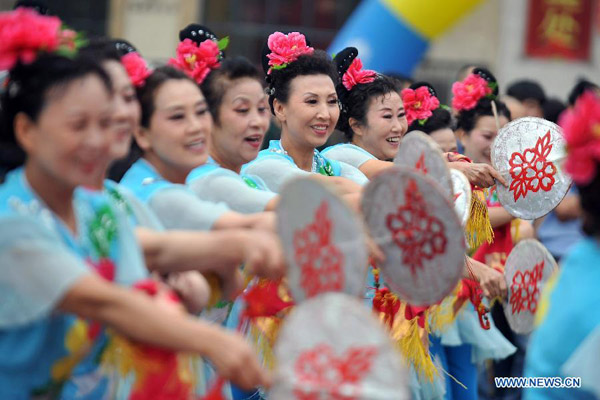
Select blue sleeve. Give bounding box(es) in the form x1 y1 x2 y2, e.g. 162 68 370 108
0 216 90 328
243 156 311 193
148 186 231 231
188 169 276 213
322 144 375 169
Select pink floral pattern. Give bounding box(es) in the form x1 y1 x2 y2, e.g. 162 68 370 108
386 179 447 275
510 261 544 314
401 86 440 125
266 31 314 74
560 91 600 185
293 344 377 400
168 38 220 84
342 58 376 91
508 131 557 201
451 73 493 112
121 52 152 87
293 201 345 298
0 8 63 70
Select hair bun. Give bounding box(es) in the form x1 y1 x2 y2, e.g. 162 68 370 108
179 23 219 44
473 67 499 96
113 39 137 57
333 47 358 82
13 0 49 15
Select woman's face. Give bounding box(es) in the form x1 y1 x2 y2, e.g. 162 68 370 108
352 91 407 160
18 75 114 189
461 115 509 165
429 127 457 153
212 77 270 168
103 60 141 161
137 79 212 180
275 74 339 149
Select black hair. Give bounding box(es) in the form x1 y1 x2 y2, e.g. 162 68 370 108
332 46 399 141
568 79 599 107
578 163 600 237
455 68 510 132
506 79 546 105
262 39 338 115
78 37 122 65
385 72 414 89
542 98 566 124
13 0 49 14
201 56 263 123
407 107 453 135
336 76 399 141
0 54 112 172
456 97 511 133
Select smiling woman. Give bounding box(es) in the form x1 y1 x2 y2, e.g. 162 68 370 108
242 32 368 195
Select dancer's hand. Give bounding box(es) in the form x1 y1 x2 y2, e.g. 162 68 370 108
450 162 507 188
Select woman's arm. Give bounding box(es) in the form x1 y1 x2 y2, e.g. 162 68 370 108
488 206 515 229
136 227 285 281
464 256 507 300
58 274 270 390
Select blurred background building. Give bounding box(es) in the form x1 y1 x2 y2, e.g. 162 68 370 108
1 0 598 102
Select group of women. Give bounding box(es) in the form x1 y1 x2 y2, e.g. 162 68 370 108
1 5 600 400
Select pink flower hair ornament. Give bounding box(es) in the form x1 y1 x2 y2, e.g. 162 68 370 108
560 91 600 185
266 31 314 74
342 57 377 91
121 51 152 87
401 86 441 126
168 38 222 85
451 72 497 112
0 8 80 70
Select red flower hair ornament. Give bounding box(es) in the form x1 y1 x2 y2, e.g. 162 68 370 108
342 57 376 91
121 51 152 87
560 91 600 185
0 8 79 70
401 86 441 125
168 38 223 85
266 31 314 74
451 73 495 112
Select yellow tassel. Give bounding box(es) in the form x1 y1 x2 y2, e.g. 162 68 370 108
465 190 494 249
248 317 282 371
428 296 459 334
395 316 438 382
204 273 223 308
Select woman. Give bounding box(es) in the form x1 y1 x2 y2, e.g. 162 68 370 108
242 32 368 195
0 12 268 397
332 52 510 398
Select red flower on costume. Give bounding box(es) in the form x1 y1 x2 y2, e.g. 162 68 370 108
266 31 314 74
560 91 600 185
293 344 377 400
169 38 220 84
342 57 376 91
293 201 345 298
386 179 447 276
510 261 545 314
508 131 557 201
401 86 440 125
121 51 152 87
451 73 493 112
0 8 63 70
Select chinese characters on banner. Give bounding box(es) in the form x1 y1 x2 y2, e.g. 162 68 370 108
525 0 594 61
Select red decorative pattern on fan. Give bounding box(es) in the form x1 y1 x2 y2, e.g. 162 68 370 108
293 344 377 400
293 201 345 298
510 261 545 314
508 131 557 201
385 179 447 275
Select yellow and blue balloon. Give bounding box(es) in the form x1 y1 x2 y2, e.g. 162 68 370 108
329 0 484 75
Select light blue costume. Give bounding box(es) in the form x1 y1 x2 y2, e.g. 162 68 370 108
242 140 369 192
0 168 147 399
524 238 600 400
187 157 276 214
